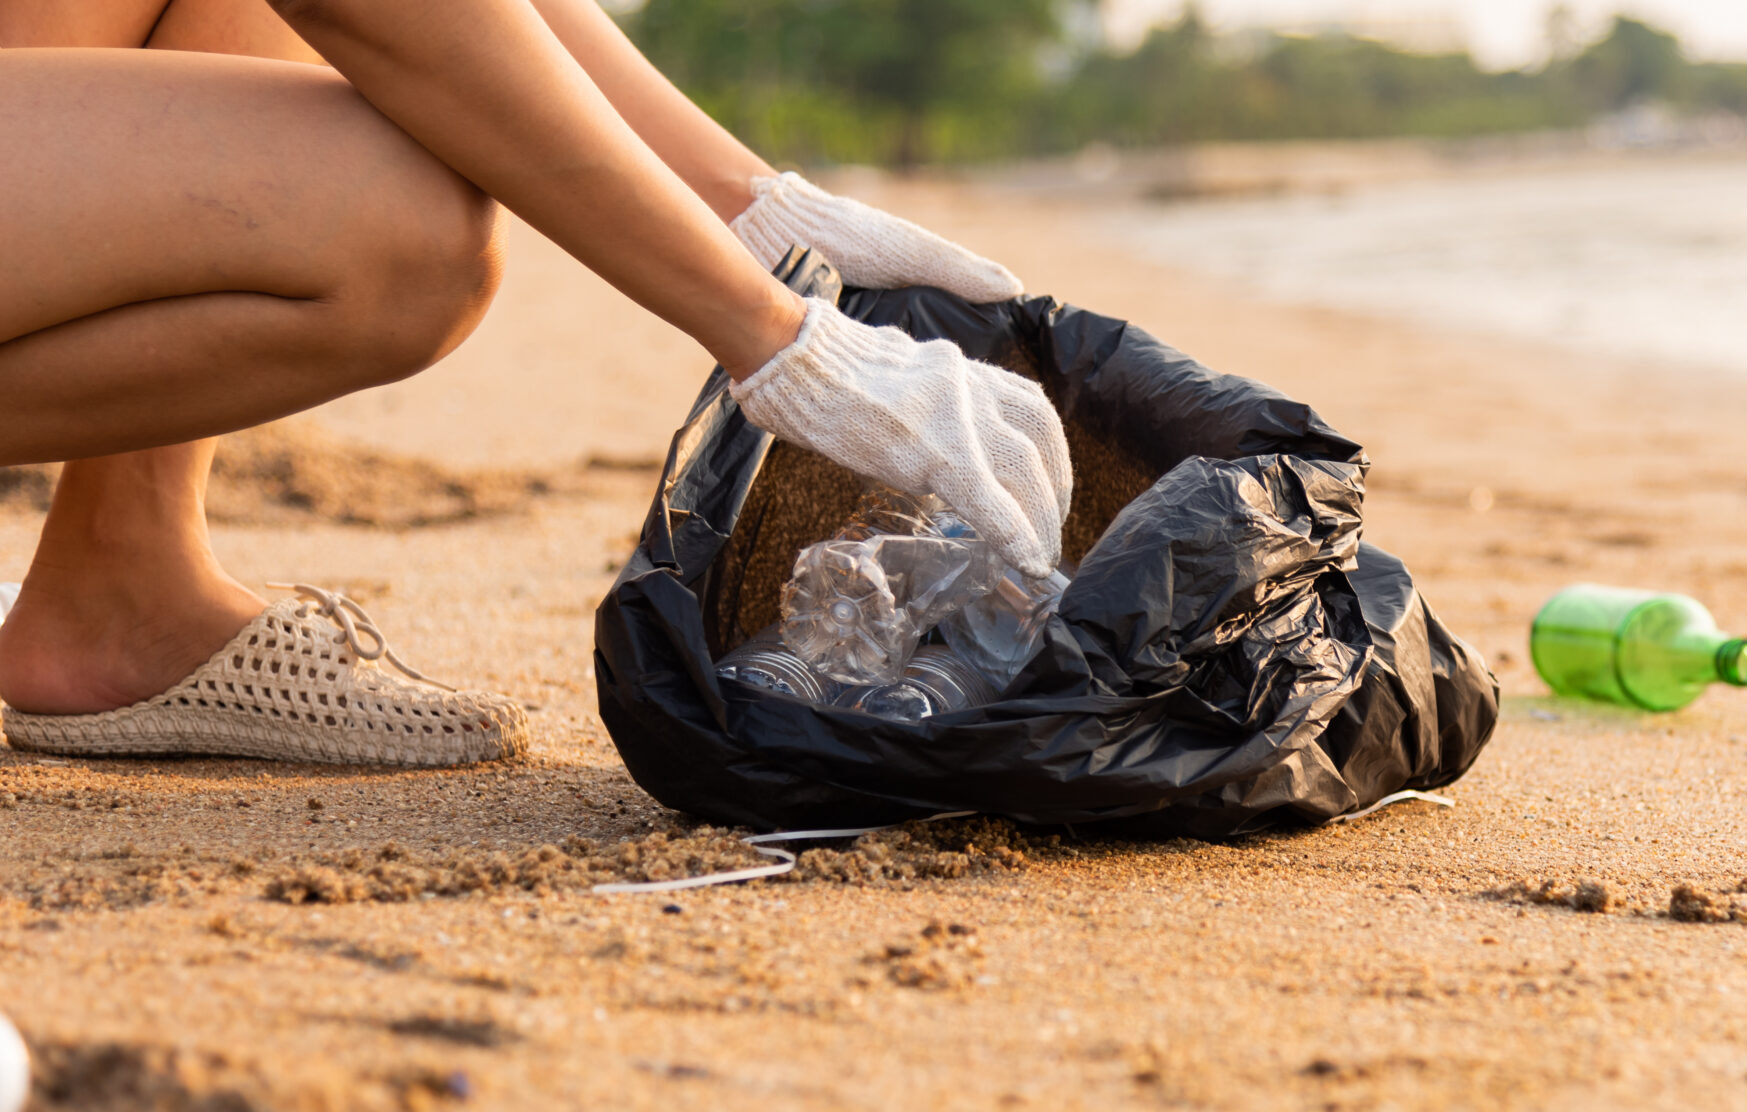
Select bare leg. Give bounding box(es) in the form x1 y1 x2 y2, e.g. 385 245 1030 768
0 52 503 457
0 7 274 717
0 2 169 49
0 1 329 632
146 0 324 61
268 0 804 383
0 444 268 715
0 45 501 715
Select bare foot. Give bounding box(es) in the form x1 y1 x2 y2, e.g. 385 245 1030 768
0 570 264 715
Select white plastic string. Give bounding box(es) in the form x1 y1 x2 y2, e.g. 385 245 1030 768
592 811 976 895
1331 789 1455 823
593 791 1452 893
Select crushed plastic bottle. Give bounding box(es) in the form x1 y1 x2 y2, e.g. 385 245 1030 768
716 635 843 703
781 490 1003 685
835 646 1000 723
0 583 18 627
940 566 1072 688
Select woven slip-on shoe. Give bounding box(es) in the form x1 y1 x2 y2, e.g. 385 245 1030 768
0 585 528 766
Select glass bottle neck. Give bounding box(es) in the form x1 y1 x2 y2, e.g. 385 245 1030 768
1716 638 1747 687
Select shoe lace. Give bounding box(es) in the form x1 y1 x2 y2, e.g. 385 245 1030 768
266 583 456 692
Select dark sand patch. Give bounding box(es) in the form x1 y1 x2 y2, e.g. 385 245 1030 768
1482 877 1614 914
261 817 1057 905
26 1040 272 1112
863 919 984 990
0 421 657 529
25 1038 470 1112
1667 882 1747 923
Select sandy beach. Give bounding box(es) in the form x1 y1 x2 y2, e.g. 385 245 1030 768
4 169 1747 1110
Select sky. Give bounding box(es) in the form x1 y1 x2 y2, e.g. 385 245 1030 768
1102 0 1747 69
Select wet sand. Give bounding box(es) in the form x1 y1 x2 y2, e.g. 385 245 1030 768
4 179 1747 1110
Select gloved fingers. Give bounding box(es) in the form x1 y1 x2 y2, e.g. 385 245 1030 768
918 244 1026 304
939 387 1065 577
992 374 1074 523
985 417 1066 574
726 298 1059 574
831 192 1023 302
866 206 1025 302
931 461 1054 580
733 172 1025 302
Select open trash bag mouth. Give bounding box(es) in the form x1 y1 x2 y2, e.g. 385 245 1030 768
594 249 1498 838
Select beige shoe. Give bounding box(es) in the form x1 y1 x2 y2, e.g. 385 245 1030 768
0 585 528 766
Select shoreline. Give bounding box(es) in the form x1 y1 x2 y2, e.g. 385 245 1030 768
969 126 1747 204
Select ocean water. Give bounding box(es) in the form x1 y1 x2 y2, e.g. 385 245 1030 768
1110 155 1747 375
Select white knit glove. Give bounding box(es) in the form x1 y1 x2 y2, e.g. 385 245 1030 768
732 299 1071 578
731 172 1024 303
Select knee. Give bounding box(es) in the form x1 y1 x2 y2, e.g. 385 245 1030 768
266 70 505 396
331 180 505 391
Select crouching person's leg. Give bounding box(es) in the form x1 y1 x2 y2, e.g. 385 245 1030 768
0 47 522 764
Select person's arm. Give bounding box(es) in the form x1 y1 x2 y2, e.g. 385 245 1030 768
527 0 1024 301
527 0 773 222
267 0 1068 574
268 0 799 382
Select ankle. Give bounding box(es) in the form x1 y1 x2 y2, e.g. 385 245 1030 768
36 447 215 558
19 534 231 613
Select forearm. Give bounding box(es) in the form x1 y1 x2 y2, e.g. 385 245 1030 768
507 2 1026 300
527 0 774 222
268 0 797 378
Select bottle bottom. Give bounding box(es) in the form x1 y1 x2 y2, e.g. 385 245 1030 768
716 641 841 703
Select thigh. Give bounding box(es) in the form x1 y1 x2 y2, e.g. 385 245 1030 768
2 0 323 63
0 1 171 48
147 0 323 63
0 48 475 343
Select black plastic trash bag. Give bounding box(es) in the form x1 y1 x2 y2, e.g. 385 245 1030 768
594 250 1498 838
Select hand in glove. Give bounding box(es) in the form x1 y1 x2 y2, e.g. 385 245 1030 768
731 298 1071 578
731 172 1023 303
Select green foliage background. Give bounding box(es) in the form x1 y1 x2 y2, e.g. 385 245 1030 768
616 3 1747 166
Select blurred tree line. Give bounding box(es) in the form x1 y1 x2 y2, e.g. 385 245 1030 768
617 3 1747 166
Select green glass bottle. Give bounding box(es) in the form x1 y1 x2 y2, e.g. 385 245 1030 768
1531 585 1747 711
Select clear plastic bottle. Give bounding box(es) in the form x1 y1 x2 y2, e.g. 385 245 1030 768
940 567 1071 688
835 646 1000 723
716 638 843 703
781 490 1003 685
0 583 18 627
